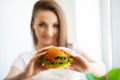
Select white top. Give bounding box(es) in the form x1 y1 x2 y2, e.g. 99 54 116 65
12 44 88 80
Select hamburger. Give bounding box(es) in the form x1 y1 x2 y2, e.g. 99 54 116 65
38 47 74 69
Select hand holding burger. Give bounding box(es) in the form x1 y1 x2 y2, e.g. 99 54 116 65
38 47 74 69
38 46 90 73
24 46 92 78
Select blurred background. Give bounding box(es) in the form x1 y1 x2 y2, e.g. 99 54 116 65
0 0 120 79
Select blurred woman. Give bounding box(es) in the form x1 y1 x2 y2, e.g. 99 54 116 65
5 0 106 80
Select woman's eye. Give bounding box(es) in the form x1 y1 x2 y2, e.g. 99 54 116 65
38 23 45 27
53 24 59 28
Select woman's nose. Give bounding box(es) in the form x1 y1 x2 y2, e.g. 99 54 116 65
46 26 54 36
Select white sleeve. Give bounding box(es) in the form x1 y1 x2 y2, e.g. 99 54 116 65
12 55 26 71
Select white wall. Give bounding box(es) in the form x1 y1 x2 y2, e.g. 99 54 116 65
110 0 120 68
0 0 36 79
101 0 113 70
56 0 76 43
75 0 102 61
75 0 120 70
101 0 120 69
0 0 75 79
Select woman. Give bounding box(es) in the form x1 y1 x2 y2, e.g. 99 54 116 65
5 0 106 80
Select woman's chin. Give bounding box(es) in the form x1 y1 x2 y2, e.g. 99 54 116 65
42 41 54 46
39 40 56 46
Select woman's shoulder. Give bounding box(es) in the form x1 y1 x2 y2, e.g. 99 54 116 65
12 50 36 70
16 50 36 63
18 50 36 59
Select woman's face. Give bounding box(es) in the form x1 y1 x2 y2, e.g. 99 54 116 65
32 10 59 46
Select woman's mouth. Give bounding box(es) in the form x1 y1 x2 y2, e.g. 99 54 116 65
42 35 53 40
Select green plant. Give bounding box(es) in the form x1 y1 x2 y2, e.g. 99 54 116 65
107 68 120 80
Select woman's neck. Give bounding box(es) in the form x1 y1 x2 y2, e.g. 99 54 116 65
35 43 46 51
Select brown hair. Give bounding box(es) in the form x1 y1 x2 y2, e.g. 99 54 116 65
31 0 67 47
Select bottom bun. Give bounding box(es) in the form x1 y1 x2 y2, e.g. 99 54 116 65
44 63 71 69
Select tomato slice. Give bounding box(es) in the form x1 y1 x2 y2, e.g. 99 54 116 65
47 58 54 61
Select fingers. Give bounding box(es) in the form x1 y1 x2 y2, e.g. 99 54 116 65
25 52 47 77
32 52 46 62
25 46 55 77
64 63 87 73
58 47 78 57
58 47 89 72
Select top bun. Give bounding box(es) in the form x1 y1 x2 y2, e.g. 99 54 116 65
43 47 69 59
